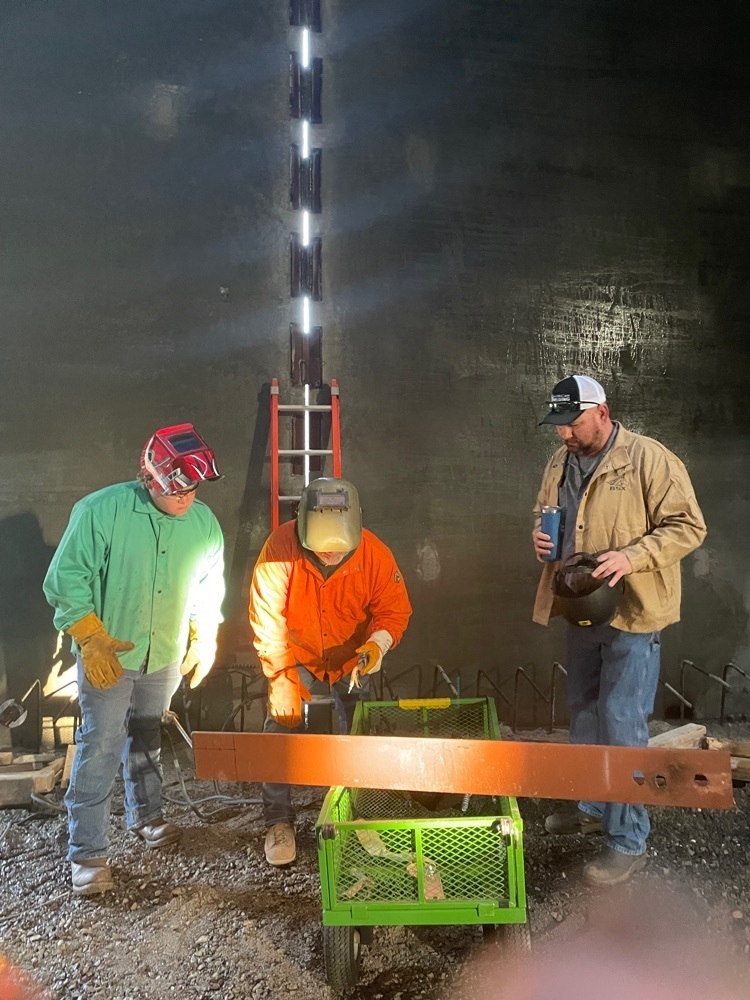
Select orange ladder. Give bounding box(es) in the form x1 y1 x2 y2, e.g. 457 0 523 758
270 378 342 529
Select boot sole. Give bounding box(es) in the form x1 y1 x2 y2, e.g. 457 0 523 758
136 835 181 849
583 853 647 887
72 879 114 896
132 830 181 849
265 853 297 867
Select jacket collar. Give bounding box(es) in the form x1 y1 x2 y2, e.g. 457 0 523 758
131 482 188 522
551 423 634 480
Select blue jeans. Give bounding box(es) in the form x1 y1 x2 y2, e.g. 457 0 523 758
66 658 182 862
566 625 661 856
262 665 369 826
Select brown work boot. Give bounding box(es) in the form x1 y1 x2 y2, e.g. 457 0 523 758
264 822 296 866
544 807 603 836
132 818 181 848
583 847 647 886
71 858 114 896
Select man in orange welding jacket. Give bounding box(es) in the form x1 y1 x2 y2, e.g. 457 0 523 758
248 477 412 866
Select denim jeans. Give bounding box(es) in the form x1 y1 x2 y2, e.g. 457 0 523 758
66 658 182 862
262 665 370 826
566 624 661 856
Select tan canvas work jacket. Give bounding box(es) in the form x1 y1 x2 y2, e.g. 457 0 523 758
532 426 707 633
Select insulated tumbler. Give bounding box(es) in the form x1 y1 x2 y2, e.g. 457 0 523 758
540 505 563 562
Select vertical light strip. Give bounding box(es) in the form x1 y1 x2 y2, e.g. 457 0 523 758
303 383 311 485
303 295 310 333
301 119 310 159
301 28 310 68
302 210 310 246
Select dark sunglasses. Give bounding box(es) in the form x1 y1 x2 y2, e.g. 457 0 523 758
548 400 600 413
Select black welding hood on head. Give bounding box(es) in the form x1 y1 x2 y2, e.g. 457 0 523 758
552 552 624 628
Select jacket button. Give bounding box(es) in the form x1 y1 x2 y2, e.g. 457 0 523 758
578 524 583 529
161 550 166 554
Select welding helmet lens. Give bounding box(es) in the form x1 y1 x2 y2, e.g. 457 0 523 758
297 477 362 552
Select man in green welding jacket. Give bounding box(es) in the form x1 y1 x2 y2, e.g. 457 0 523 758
43 424 225 896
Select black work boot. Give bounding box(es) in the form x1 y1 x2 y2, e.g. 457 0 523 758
544 808 604 836
583 847 647 886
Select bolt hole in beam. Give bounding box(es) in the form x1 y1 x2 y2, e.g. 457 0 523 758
655 774 667 788
694 773 709 787
632 770 645 786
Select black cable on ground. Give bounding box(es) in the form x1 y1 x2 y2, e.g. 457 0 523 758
154 727 263 822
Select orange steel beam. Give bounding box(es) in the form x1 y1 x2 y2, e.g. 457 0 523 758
193 732 734 810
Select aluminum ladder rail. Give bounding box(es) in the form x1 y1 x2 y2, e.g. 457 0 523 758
270 377 342 529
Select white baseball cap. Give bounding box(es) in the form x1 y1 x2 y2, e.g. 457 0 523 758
540 375 607 426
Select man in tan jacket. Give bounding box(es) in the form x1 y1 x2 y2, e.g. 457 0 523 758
532 375 706 886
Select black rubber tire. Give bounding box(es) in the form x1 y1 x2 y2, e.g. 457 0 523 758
323 925 362 990
483 922 532 956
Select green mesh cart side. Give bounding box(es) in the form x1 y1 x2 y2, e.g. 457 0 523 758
316 698 527 930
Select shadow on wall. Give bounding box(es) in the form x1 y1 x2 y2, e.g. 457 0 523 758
219 382 272 661
0 513 58 703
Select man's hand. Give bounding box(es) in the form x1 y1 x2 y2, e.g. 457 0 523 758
533 528 555 563
268 670 311 728
592 550 633 587
67 612 134 690
355 641 383 677
179 620 217 689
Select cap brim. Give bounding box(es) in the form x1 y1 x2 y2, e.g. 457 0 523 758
539 410 580 426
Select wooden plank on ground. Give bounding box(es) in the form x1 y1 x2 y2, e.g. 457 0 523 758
32 756 64 794
61 744 77 789
701 737 750 758
0 756 65 807
13 752 57 765
0 752 12 767
648 724 707 749
730 757 750 781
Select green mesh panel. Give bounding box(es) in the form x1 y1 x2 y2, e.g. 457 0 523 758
336 826 419 903
323 701 515 910
356 701 490 740
420 825 507 901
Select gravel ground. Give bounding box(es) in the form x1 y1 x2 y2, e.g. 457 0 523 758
2 726 750 999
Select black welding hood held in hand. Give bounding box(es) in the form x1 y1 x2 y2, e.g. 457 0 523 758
553 552 624 628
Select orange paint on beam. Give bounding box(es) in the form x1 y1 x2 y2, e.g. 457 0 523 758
192 732 734 810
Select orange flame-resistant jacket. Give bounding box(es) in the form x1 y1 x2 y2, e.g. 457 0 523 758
248 520 412 682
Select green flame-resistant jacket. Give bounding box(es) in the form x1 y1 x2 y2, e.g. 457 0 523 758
43 481 224 671
532 426 707 633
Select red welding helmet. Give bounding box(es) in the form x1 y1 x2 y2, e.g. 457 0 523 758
553 551 624 628
140 423 222 496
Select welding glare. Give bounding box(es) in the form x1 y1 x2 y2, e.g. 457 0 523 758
303 296 310 333
301 29 310 68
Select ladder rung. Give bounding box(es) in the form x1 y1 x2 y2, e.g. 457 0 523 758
278 495 302 501
278 448 333 456
277 403 333 413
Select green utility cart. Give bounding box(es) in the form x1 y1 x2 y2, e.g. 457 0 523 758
315 697 529 989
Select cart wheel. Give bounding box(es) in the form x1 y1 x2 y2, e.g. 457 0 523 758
483 922 532 957
323 925 362 990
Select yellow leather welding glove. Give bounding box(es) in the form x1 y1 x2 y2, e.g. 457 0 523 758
354 641 383 677
67 612 134 690
179 620 217 689
268 670 312 728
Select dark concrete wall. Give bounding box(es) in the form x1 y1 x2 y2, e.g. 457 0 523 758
2 0 750 720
